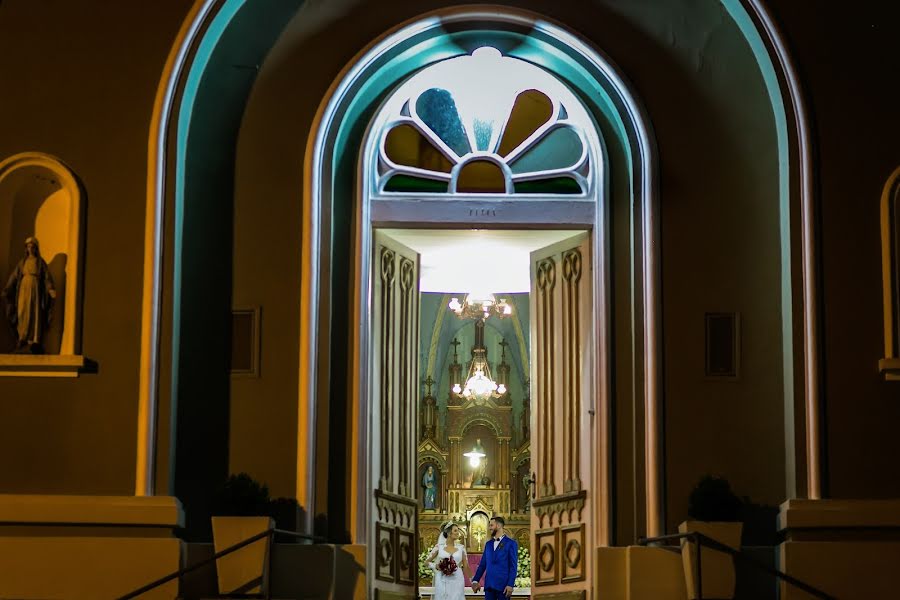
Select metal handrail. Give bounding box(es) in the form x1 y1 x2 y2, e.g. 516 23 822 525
638 532 836 600
115 527 325 600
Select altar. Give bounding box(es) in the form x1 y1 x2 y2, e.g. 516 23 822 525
417 302 533 590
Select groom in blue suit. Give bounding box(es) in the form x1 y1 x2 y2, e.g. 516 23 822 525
472 516 518 598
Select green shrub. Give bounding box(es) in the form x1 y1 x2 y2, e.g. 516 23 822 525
687 475 742 522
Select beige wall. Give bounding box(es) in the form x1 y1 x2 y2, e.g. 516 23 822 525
0 0 193 494
0 0 896 543
770 1 900 500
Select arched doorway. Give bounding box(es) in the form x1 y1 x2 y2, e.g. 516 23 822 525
142 1 819 595
345 18 650 597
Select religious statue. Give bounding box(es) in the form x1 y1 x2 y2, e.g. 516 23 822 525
3 237 56 353
472 456 490 487
422 464 438 510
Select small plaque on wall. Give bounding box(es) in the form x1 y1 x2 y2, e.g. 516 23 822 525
705 312 740 379
230 307 260 377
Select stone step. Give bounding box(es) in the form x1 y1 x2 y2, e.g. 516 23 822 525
180 542 365 600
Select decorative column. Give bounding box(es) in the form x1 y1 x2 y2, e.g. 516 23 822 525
498 438 511 487
497 339 511 405
520 378 530 446
422 376 436 440
449 437 461 488
448 338 462 405
441 469 449 513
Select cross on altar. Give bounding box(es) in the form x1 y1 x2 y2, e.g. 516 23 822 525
450 337 461 360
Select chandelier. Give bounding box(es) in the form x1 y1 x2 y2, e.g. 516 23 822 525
448 293 513 320
452 317 506 402
452 346 506 401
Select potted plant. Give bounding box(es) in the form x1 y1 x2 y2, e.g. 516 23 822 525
267 496 300 542
678 475 743 599
211 473 274 596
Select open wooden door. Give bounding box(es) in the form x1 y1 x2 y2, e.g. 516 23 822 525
530 232 594 598
371 231 420 599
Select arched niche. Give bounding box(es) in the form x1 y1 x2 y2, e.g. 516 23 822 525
0 152 85 376
880 165 900 380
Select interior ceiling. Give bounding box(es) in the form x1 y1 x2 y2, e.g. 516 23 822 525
381 229 582 293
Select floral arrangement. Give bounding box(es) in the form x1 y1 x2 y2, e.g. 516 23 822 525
437 556 458 576
418 548 433 584
515 546 531 588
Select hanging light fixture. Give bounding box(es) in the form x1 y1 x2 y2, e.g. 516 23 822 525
463 438 486 468
448 293 513 320
452 320 507 402
455 347 507 402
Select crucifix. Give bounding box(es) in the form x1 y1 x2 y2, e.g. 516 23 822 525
424 375 435 396
450 337 461 362
498 338 509 360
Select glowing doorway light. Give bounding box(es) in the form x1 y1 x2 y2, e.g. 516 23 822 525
463 439 486 468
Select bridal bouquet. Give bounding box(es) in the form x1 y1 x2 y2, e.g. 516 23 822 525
437 556 458 576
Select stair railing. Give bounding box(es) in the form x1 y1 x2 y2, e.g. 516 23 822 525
638 532 836 600
115 527 325 600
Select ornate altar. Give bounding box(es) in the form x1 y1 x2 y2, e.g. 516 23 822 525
417 311 531 558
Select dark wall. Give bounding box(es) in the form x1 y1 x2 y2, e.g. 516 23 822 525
766 0 900 499
0 0 193 494
171 0 306 541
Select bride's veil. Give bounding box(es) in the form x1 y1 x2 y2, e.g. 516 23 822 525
430 520 452 567
434 520 451 551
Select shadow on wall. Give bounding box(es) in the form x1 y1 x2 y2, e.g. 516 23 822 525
0 167 71 354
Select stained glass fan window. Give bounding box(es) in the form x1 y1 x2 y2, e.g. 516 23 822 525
372 47 597 197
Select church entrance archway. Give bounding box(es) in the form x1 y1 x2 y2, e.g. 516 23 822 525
355 26 636 596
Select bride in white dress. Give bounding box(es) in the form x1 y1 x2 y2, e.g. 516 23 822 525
426 522 473 600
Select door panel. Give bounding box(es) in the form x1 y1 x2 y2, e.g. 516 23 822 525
530 232 593 596
372 231 420 597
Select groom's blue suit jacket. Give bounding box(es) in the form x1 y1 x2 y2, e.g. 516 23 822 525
473 535 518 590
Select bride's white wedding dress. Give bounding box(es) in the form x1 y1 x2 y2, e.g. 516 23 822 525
432 545 466 600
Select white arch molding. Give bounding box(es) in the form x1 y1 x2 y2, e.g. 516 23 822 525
140 1 821 539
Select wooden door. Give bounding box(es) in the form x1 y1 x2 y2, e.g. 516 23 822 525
371 231 420 599
530 232 593 599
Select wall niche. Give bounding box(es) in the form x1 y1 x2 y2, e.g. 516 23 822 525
0 152 85 376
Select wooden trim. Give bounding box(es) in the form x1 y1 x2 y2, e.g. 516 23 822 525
0 354 86 378
370 198 596 228
376 522 396 583
560 523 585 583
534 527 559 586
229 306 260 377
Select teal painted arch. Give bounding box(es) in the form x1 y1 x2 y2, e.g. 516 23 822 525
143 0 818 538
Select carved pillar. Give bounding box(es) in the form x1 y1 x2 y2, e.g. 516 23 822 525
441 469 449 512
422 376 436 440
520 380 530 447
497 339 511 405
498 437 511 487
448 338 462 406
449 437 461 488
